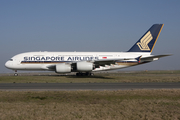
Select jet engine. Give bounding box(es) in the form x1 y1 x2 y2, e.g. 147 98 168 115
56 63 71 73
77 61 93 71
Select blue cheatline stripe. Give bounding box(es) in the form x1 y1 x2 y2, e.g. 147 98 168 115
21 61 139 63
21 61 150 64
21 61 69 64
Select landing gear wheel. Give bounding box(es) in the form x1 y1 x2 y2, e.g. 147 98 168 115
85 72 90 76
14 73 18 76
76 73 80 76
90 73 94 76
86 72 94 76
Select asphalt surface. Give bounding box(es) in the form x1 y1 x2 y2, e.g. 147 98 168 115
0 83 180 91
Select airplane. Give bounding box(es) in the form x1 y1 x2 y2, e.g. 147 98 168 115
5 24 171 76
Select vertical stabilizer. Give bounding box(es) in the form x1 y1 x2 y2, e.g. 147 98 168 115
128 24 164 52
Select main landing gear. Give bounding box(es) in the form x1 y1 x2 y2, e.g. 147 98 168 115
76 72 94 76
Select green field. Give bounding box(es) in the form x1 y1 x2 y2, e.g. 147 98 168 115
0 90 180 120
1 70 180 83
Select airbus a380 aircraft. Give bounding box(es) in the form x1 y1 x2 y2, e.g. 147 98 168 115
5 24 171 76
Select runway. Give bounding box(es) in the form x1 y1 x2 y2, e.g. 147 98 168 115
0 83 180 91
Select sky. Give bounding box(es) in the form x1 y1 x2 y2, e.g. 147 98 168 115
0 0 180 73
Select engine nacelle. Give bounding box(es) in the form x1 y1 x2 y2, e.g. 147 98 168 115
56 63 71 73
77 61 93 72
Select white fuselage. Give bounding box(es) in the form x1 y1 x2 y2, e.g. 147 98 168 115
5 51 151 72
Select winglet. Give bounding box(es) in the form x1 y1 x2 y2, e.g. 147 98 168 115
128 24 164 52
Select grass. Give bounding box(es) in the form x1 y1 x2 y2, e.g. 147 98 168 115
0 90 180 120
0 70 180 83
1 71 180 119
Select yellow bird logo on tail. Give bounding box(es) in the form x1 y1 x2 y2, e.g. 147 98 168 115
137 31 153 50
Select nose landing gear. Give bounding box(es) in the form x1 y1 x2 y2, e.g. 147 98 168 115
14 70 18 76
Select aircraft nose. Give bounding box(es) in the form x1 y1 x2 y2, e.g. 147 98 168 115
5 61 12 69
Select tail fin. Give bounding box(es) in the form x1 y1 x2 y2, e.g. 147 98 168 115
128 24 164 52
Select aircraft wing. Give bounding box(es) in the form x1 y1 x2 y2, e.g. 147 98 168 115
92 58 134 66
46 58 133 70
46 54 171 70
93 54 172 66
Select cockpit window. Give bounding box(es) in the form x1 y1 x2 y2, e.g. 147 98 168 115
9 59 13 61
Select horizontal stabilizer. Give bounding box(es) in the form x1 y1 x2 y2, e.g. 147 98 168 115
141 54 172 61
